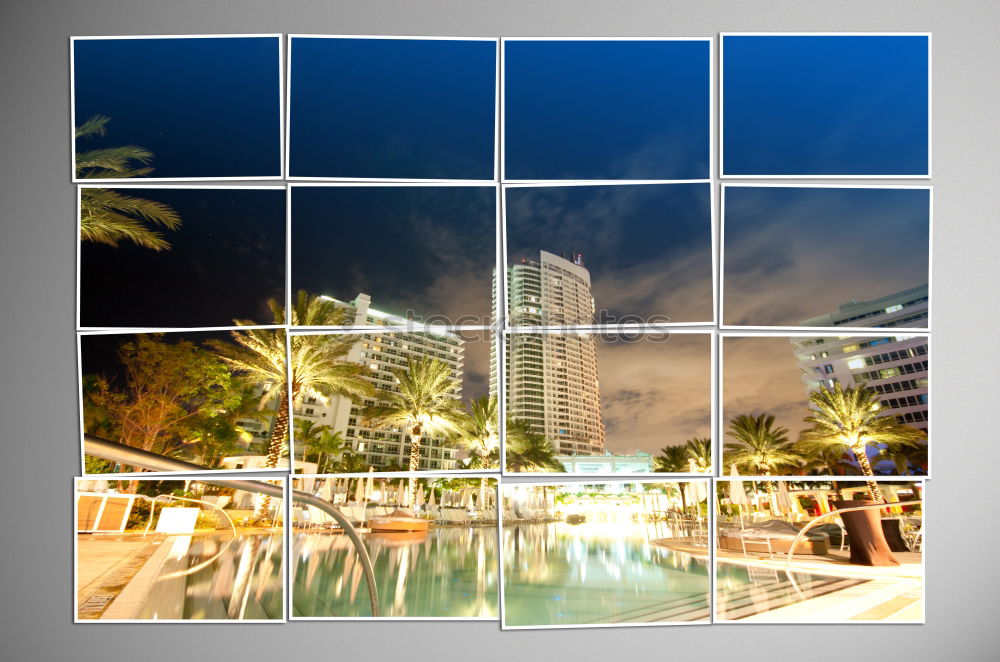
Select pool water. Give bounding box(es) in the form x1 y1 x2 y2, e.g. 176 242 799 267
136 533 284 620
293 526 499 618
502 522 710 627
715 562 868 620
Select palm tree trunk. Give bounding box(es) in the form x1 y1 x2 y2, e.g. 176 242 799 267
258 396 290 516
679 484 688 514
763 478 778 514
479 476 488 513
851 444 885 503
407 423 422 504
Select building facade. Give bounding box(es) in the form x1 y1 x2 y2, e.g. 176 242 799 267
555 451 654 473
496 251 606 456
792 285 930 436
293 294 465 471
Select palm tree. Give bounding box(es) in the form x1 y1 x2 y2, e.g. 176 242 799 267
505 419 565 472
362 357 466 502
208 292 374 470
654 445 692 512
797 383 926 503
332 452 370 473
725 413 801 513
875 440 928 476
457 395 500 508
294 419 346 473
802 445 860 502
684 437 713 473
76 115 182 250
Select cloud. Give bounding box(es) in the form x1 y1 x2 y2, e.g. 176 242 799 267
595 333 712 455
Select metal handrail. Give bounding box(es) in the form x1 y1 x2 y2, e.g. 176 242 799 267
84 434 380 616
783 500 922 597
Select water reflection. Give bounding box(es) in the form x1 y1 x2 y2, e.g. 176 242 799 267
293 526 499 618
503 522 709 626
138 534 284 620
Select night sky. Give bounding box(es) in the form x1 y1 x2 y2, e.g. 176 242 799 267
723 35 929 175
291 186 496 325
504 40 710 180
505 183 714 323
596 332 712 456
80 188 286 328
73 37 281 178
290 38 496 179
80 330 240 382
723 186 930 327
722 336 811 442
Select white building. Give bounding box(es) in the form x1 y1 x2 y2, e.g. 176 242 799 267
798 284 928 329
496 252 606 456
555 451 653 473
792 285 930 436
294 294 465 471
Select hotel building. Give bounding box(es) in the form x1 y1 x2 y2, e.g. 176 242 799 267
293 293 465 471
791 284 929 435
497 251 607 456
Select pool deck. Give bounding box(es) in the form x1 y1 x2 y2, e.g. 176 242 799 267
76 534 163 620
654 538 924 622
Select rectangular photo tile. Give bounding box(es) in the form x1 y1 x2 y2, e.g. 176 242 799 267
291 473 499 619
503 183 714 325
722 185 930 329
78 186 286 329
80 328 291 474
501 479 712 628
722 33 930 177
75 475 286 622
721 333 929 478
290 329 495 473
72 35 283 181
503 39 711 180
290 185 497 328
289 36 497 180
502 330 713 474
715 478 924 623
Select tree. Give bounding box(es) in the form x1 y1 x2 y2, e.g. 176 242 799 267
654 445 692 513
684 437 712 473
457 395 500 509
724 413 801 513
331 452 370 474
797 383 926 503
505 419 566 472
802 445 860 502
295 419 346 473
84 335 240 470
76 115 182 250
208 291 374 471
363 357 466 502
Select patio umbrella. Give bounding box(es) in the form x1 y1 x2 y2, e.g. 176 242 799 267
320 478 332 502
428 489 436 507
395 481 406 506
415 485 425 508
728 465 749 507
365 468 375 501
353 478 364 504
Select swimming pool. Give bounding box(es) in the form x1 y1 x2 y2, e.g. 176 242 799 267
715 562 868 620
293 526 499 618
136 533 284 620
502 521 710 627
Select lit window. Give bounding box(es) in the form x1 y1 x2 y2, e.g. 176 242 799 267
847 358 866 370
885 304 903 313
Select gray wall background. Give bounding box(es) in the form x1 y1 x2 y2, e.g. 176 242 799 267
2 0 999 659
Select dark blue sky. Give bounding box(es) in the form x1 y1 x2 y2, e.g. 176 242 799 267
74 37 281 178
723 186 930 326
505 184 714 323
723 35 929 175
504 40 710 180
291 186 496 324
80 188 286 327
290 38 496 179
